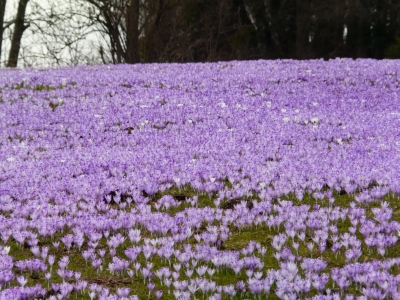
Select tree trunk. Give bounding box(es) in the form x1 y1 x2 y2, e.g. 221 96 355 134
310 0 346 59
125 0 140 63
143 0 164 62
0 0 6 62
243 0 267 56
102 8 124 64
7 0 29 68
296 0 311 59
264 0 282 53
344 0 375 58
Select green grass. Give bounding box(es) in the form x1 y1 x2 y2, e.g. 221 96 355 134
33 84 57 91
8 83 57 91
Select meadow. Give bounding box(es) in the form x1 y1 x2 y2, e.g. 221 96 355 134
0 59 399 299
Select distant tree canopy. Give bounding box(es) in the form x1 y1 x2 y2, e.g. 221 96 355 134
2 0 400 66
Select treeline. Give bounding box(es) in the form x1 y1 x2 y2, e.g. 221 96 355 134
1 0 400 67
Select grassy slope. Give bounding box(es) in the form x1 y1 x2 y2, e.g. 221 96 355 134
5 183 400 299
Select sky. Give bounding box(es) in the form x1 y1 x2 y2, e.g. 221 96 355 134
1 0 103 67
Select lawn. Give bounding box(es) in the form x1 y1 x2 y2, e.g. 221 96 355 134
0 59 399 299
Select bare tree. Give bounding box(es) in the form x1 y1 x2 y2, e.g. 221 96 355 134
243 0 268 56
0 0 6 60
125 0 139 63
2 0 400 67
296 0 312 59
17 0 101 66
7 0 29 67
85 0 128 63
82 0 179 63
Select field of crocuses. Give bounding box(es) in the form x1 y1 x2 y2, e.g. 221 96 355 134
0 59 399 300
